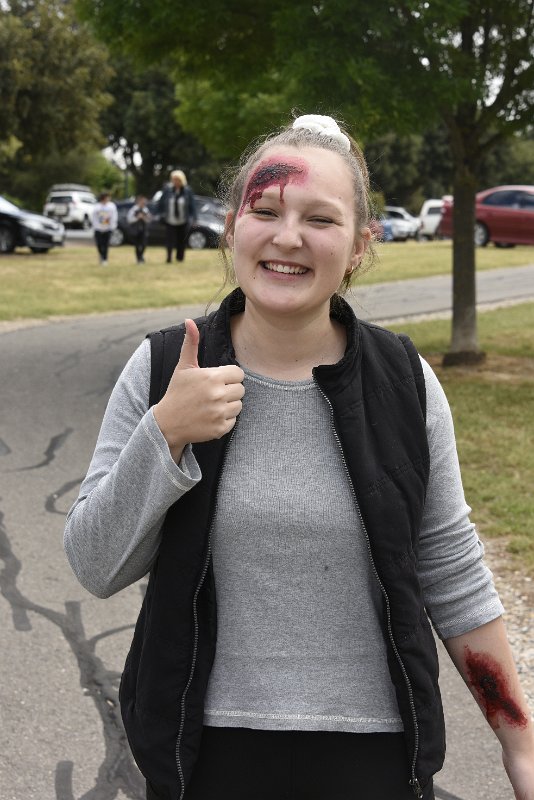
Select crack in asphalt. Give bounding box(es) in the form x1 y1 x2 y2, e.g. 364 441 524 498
0 506 32 632
54 351 82 379
95 328 148 353
0 506 145 799
46 478 85 515
17 427 74 471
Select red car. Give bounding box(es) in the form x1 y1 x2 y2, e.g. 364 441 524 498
439 185 534 247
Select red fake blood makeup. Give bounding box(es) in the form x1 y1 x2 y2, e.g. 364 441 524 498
464 645 528 730
238 157 308 216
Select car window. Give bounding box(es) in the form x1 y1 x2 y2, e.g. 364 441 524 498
481 190 520 207
80 194 96 204
518 192 534 210
427 207 442 215
388 210 402 219
49 195 73 204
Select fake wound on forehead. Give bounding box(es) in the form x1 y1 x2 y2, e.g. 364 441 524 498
239 157 308 215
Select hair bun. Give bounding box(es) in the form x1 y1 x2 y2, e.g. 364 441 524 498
292 115 351 152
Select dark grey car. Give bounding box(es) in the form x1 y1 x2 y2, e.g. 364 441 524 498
0 196 65 254
110 195 226 250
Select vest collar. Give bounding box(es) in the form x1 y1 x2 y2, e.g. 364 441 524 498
204 288 362 383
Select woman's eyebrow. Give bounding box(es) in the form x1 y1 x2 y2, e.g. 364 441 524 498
255 188 345 212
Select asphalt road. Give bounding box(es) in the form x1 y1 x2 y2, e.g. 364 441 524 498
1 266 532 800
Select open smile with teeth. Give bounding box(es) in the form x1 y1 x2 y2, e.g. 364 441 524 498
261 261 309 275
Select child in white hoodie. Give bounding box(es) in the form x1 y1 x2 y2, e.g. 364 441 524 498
92 191 118 265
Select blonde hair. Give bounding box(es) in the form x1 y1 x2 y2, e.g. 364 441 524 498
219 116 375 294
170 169 187 186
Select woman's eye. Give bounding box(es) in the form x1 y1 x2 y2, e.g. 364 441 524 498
251 207 276 217
310 216 333 224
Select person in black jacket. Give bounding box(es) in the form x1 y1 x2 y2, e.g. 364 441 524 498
157 170 197 263
126 195 152 264
65 115 534 800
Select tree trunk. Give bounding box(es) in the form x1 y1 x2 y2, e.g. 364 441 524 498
442 166 486 366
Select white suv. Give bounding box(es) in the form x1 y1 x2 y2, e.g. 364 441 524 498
43 184 97 229
418 199 444 239
384 206 421 240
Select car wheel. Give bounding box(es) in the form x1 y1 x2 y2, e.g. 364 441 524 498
110 228 125 247
188 229 208 249
82 216 91 230
30 247 51 254
0 225 16 253
474 222 489 247
494 242 515 249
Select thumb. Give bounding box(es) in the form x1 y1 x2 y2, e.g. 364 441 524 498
176 318 200 370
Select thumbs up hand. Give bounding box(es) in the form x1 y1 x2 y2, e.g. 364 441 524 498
153 319 245 462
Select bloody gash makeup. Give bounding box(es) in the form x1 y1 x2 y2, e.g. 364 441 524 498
238 157 308 216
464 645 528 729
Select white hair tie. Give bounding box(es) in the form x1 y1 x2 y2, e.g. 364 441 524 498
292 114 351 152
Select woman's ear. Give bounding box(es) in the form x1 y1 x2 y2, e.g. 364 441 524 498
351 226 371 267
225 211 235 250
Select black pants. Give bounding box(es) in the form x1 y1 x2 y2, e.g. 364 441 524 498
133 228 148 262
165 222 188 262
147 727 435 800
94 230 111 262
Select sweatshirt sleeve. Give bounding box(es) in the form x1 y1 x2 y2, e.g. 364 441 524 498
417 357 504 639
64 338 201 599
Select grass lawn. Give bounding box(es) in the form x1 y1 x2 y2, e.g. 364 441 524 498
389 303 534 575
0 239 533 321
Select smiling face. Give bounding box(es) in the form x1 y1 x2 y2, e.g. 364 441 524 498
227 145 367 321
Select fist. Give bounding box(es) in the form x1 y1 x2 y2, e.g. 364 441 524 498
153 318 245 461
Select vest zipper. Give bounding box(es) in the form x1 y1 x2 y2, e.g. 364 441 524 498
314 378 423 799
174 423 239 800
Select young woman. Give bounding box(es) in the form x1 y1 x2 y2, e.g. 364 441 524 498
157 169 197 263
64 115 534 800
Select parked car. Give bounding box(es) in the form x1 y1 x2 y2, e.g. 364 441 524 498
418 199 444 239
0 195 65 254
110 195 226 249
370 216 394 243
384 206 421 239
382 208 410 241
439 185 534 247
43 184 97 229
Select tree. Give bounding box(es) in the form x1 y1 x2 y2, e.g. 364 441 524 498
76 0 534 364
364 131 454 213
0 0 113 207
4 147 124 209
100 57 223 197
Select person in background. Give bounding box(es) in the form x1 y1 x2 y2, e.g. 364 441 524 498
64 114 534 800
92 191 118 266
127 195 152 264
157 169 197 263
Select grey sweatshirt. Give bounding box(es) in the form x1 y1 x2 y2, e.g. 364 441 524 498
64 339 504 733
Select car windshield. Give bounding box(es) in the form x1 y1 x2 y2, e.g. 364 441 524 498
0 196 20 213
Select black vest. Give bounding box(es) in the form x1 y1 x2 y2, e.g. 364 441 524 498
119 289 444 800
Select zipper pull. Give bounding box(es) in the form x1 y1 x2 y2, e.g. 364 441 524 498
409 777 424 798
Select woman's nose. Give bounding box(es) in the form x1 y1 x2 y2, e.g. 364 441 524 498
271 217 302 249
